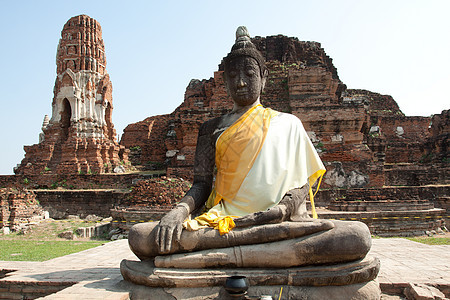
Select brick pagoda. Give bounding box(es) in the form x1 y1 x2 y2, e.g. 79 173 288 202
15 15 128 175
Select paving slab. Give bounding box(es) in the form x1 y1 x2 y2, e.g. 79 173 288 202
0 238 449 299
369 238 450 286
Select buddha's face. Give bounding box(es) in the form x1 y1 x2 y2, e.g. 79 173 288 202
225 56 266 107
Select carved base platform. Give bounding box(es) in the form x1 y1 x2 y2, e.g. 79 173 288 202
121 256 381 299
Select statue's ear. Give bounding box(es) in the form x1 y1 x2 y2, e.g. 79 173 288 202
261 68 268 91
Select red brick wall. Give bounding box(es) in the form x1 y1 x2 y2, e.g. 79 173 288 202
0 174 163 190
34 190 129 219
0 188 42 228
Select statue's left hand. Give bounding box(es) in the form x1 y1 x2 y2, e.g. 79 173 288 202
155 206 187 254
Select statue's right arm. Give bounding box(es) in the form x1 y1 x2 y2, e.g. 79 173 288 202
233 184 311 228
156 119 217 254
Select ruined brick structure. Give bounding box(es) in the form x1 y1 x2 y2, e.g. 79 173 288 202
121 33 448 190
0 188 44 230
15 15 128 175
347 89 432 164
121 35 372 187
423 109 449 163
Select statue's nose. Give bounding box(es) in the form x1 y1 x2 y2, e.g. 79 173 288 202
238 77 246 87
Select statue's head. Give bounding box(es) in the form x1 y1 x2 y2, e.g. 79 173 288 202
223 26 268 107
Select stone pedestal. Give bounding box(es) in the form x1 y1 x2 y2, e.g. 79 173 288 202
121 256 381 299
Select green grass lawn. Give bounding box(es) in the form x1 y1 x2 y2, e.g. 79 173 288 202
372 235 450 245
405 236 450 245
0 240 106 261
0 219 109 261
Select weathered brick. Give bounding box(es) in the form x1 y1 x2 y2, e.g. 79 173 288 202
14 15 128 176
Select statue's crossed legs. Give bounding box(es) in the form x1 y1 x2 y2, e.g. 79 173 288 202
128 219 371 268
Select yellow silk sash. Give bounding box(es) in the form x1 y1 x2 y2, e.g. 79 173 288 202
210 104 278 207
308 169 326 219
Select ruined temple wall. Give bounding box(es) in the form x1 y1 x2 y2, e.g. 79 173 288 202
259 62 290 112
378 116 431 163
423 110 449 163
320 142 385 189
295 104 367 144
133 115 171 164
251 35 341 82
121 34 439 189
378 116 431 141
35 190 127 219
385 143 422 164
316 185 449 205
0 174 160 190
385 164 450 186
429 110 450 136
0 189 43 229
347 89 401 114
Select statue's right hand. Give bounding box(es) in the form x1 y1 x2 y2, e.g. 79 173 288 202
155 207 187 254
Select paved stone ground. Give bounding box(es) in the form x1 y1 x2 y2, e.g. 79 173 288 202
0 240 136 299
0 238 449 299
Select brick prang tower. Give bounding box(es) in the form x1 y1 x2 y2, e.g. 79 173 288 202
15 15 128 175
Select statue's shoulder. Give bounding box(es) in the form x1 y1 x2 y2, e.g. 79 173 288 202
274 112 304 127
198 116 223 136
269 112 309 140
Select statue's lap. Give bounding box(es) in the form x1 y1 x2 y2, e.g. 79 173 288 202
122 220 380 299
128 219 372 268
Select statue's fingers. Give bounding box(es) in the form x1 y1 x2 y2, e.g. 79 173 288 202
320 219 335 230
158 227 167 253
163 227 174 253
155 226 161 247
174 224 183 244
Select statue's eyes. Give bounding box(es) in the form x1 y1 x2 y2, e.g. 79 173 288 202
229 70 237 78
245 67 257 77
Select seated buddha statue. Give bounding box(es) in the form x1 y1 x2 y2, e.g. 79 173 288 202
127 26 371 269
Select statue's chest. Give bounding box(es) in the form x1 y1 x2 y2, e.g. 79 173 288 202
213 112 245 144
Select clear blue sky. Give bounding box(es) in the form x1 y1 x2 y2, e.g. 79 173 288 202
0 0 449 174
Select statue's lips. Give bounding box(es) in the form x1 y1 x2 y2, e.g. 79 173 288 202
236 90 248 96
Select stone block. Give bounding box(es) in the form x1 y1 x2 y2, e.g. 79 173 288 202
404 283 446 300
58 230 75 240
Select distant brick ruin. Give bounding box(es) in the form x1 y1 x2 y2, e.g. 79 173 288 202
0 188 44 231
120 34 448 188
15 15 128 175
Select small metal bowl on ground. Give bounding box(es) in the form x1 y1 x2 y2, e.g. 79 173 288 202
224 275 249 298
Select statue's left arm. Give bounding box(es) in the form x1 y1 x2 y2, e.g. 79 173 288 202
156 118 218 253
233 183 311 228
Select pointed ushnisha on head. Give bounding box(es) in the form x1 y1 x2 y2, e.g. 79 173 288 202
233 26 251 49
224 26 267 76
236 26 249 40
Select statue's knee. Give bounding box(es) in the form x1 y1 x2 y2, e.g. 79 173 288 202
128 222 158 260
128 223 142 246
128 224 143 253
332 220 372 257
